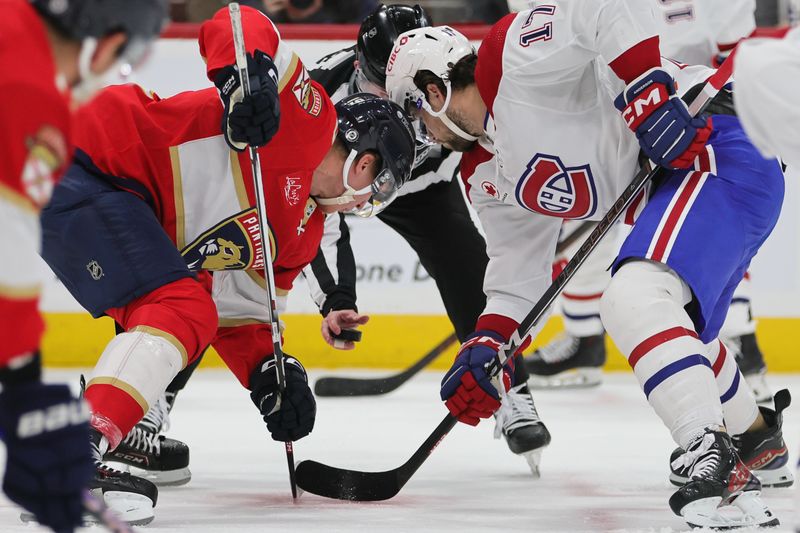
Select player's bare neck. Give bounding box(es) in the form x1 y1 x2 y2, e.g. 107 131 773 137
451 85 487 137
43 22 81 87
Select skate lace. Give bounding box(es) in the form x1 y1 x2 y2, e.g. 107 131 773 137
139 393 171 434
91 440 128 475
122 425 162 456
494 383 542 439
536 335 579 364
670 433 720 480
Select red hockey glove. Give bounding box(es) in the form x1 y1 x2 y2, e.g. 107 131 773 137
440 331 513 425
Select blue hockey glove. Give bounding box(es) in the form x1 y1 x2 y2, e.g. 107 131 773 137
0 381 93 532
440 330 513 426
615 67 712 169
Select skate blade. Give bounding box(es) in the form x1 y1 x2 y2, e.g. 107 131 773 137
753 465 794 489
527 368 602 390
521 449 544 478
124 463 192 487
680 492 780 529
98 489 155 525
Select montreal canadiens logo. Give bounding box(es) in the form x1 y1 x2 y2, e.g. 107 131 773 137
515 154 597 219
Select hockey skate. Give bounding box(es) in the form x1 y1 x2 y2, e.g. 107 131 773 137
669 429 779 529
105 393 191 486
669 389 793 489
494 383 551 477
723 333 773 404
524 334 605 389
21 428 158 526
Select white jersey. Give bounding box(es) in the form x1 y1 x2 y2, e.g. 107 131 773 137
735 28 800 166
463 1 712 335
653 0 755 65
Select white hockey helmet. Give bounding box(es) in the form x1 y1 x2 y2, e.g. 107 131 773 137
385 26 478 142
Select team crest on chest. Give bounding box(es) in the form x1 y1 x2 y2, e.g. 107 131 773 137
21 125 67 208
181 208 276 271
515 154 597 219
293 66 322 117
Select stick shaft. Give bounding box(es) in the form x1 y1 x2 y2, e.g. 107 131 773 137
228 2 295 498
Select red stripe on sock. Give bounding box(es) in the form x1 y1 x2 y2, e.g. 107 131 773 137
562 291 604 301
84 383 145 443
712 341 727 376
628 326 699 369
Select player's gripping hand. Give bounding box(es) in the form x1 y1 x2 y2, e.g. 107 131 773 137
0 382 93 533
249 354 316 441
615 67 712 169
440 331 513 426
214 49 281 151
321 309 369 350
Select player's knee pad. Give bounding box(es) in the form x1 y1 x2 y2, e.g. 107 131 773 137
600 259 694 355
86 329 187 447
108 277 217 363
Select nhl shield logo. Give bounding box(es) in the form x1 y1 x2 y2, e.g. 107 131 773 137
515 154 597 219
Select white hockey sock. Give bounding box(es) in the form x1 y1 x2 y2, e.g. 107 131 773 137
709 339 759 435
601 260 723 449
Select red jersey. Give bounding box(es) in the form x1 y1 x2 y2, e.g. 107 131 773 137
0 1 71 362
72 6 336 381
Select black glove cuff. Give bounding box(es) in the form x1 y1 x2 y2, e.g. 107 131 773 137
0 352 42 387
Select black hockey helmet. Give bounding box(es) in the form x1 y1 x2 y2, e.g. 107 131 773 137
334 93 416 216
356 4 432 89
30 0 168 61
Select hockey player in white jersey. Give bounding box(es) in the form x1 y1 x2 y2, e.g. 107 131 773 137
387 2 791 527
512 0 774 400
735 27 800 166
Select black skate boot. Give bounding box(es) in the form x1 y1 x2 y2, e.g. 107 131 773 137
524 333 605 389
724 333 772 404
669 429 779 529
105 421 191 487
90 428 158 526
494 377 551 477
669 389 793 489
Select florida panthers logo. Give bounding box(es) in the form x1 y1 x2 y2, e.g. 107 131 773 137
515 154 597 219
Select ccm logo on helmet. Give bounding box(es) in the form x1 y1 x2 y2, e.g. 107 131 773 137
386 35 410 73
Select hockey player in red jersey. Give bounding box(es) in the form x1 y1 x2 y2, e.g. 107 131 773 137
39 6 416 524
387 6 791 527
0 0 166 530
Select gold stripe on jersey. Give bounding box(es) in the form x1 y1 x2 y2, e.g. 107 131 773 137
170 146 186 249
0 281 41 299
86 376 150 414
131 325 189 368
0 182 36 214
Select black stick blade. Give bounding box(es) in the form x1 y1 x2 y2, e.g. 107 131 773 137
295 460 400 501
313 375 402 396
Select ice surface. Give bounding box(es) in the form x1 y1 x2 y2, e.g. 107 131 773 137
1 370 797 532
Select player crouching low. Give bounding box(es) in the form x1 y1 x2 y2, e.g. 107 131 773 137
38 6 415 525
387 5 792 527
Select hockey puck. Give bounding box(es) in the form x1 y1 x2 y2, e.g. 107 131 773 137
332 329 362 342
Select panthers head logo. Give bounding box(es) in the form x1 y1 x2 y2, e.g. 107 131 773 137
199 238 245 270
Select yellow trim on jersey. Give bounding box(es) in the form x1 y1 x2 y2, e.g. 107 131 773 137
0 282 41 300
169 146 186 249
278 53 300 93
218 317 267 328
130 325 189 368
0 182 36 214
85 376 150 414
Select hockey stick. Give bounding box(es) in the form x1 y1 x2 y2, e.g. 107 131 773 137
312 221 594 397
295 59 735 501
228 3 297 500
313 332 459 396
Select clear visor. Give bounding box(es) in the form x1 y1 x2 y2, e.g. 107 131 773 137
349 168 400 217
354 67 388 98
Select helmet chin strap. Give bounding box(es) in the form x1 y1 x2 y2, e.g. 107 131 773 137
421 79 478 142
314 149 372 206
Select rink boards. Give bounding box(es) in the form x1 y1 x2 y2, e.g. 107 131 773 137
38 32 800 372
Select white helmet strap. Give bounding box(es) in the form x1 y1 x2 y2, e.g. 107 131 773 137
314 149 373 206
419 79 478 142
